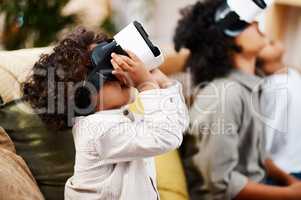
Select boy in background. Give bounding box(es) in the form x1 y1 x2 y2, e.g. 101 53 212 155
258 41 301 181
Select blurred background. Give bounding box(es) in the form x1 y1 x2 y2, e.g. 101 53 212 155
0 0 301 71
0 2 301 200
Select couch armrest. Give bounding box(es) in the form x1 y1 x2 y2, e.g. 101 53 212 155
0 47 52 103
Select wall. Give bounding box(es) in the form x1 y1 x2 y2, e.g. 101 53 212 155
282 6 301 70
266 3 301 70
151 0 198 46
111 0 198 49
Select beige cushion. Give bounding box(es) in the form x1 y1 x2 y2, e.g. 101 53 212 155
155 150 190 200
0 47 53 103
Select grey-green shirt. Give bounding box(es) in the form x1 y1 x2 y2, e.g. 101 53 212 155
189 70 267 200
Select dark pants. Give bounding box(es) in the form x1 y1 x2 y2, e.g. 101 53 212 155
265 172 301 185
291 173 301 180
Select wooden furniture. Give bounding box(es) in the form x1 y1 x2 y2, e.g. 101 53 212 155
266 0 301 40
159 49 189 76
265 0 301 70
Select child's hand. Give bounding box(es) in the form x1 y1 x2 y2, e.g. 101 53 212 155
111 50 159 92
150 69 173 89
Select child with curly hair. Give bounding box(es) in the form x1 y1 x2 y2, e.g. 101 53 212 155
23 27 189 200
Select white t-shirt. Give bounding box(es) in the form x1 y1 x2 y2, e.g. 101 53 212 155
64 82 189 200
261 68 301 173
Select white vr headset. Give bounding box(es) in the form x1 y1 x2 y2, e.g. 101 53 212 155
88 21 164 91
215 0 274 37
114 21 164 70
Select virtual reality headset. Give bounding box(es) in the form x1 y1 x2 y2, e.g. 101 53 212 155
87 21 164 91
215 0 273 37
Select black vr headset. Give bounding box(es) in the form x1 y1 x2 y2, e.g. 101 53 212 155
87 40 125 91
215 0 271 37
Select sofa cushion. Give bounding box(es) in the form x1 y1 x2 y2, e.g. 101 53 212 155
0 47 52 104
155 150 190 200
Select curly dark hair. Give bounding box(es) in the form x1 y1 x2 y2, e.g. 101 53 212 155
174 0 241 85
23 27 109 130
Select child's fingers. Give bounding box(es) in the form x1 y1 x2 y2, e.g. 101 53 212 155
111 55 125 68
112 70 127 85
118 55 135 66
112 66 126 79
125 50 140 62
112 70 132 86
111 59 121 71
111 60 130 82
112 68 125 76
111 53 136 68
112 55 133 72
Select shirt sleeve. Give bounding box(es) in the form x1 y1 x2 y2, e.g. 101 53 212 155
95 81 189 165
190 82 248 200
